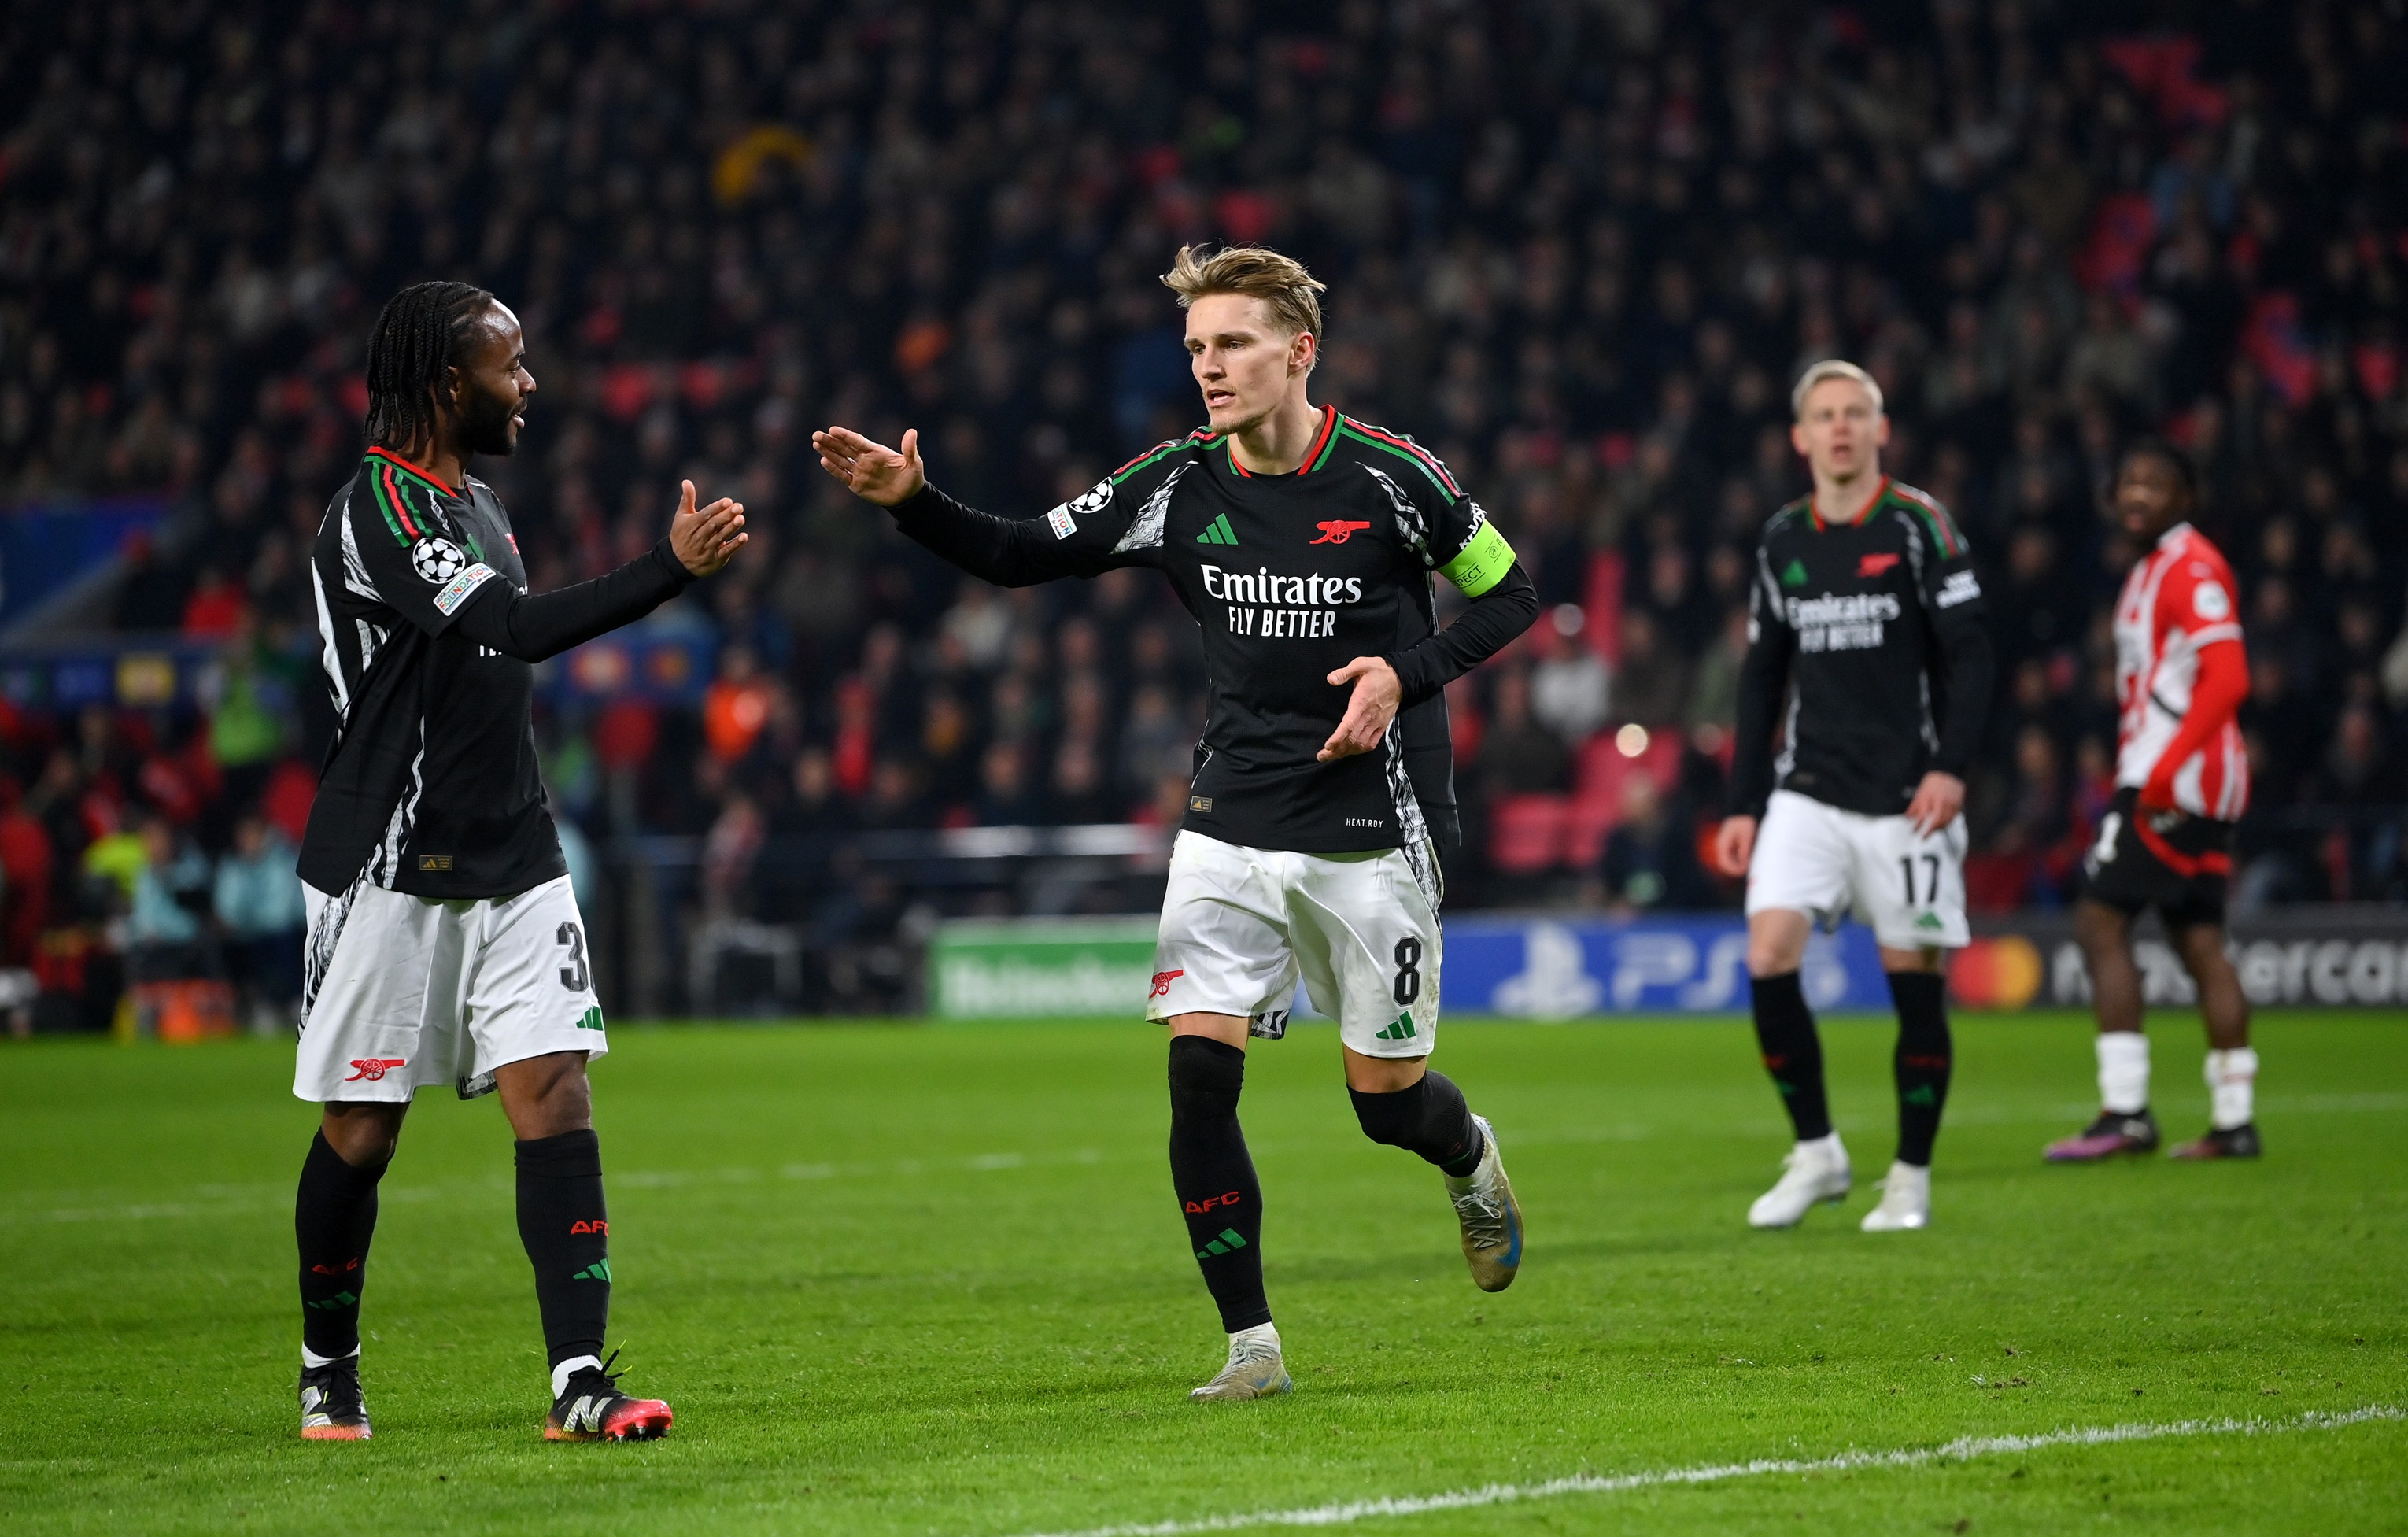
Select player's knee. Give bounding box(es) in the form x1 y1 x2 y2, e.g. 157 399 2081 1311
321 1105 403 1167
1747 939 1803 977
1745 913 1809 977
1167 1035 1246 1122
2073 900 2125 953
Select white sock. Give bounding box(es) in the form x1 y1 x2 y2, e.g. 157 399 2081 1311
1230 1322 1280 1356
2205 1047 2258 1130
301 1345 357 1369
551 1354 604 1400
2097 1033 2150 1114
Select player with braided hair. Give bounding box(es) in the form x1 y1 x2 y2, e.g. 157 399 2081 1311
289 283 748 1443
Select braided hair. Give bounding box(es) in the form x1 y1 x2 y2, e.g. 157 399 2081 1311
363 280 496 450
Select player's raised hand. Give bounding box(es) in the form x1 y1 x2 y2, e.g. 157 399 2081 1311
669 479 747 577
814 426 925 506
1904 770 1966 836
1712 815 1756 877
1317 656 1403 762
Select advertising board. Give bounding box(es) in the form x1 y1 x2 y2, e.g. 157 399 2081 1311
928 908 2408 1019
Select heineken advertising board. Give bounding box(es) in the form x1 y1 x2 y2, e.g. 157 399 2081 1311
929 916 1161 1018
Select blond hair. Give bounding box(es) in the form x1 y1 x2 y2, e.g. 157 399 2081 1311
1162 244 1326 364
1790 358 1885 420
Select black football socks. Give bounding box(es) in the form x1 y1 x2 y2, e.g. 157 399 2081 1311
1751 970 1833 1142
1349 1070 1487 1177
1888 970 1953 1167
515 1129 612 1385
296 1129 390 1362
1166 1036 1269 1332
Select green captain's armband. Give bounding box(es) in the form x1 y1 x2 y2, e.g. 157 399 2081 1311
1437 519 1516 597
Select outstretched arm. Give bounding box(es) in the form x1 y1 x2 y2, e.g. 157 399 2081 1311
814 424 1115 588
452 481 744 663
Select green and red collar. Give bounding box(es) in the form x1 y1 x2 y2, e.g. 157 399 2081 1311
1808 475 1889 532
365 445 462 497
1226 404 1341 478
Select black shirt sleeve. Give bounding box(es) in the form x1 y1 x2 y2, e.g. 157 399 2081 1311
887 478 1139 586
1916 525 1994 781
1730 544 1797 818
450 540 694 663
1384 561 1540 708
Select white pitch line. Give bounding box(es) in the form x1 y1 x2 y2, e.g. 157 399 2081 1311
1009 1405 2405 1537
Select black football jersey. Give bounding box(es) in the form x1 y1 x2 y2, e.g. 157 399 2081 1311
298 448 566 898
1730 478 1995 818
892 407 1523 860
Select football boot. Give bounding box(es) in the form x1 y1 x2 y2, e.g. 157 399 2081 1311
299 1358 371 1440
2044 1108 2161 1162
545 1351 674 1442
1445 1114 1523 1291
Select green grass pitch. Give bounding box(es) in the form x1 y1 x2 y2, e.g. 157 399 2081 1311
3 1010 2403 1535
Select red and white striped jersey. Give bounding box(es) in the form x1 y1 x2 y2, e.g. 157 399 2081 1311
2111 521 2249 821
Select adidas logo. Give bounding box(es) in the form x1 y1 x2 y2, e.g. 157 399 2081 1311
571 1260 612 1282
1914 911 1944 930
574 1005 604 1031
1196 512 1238 546
305 1291 360 1310
1195 1227 1247 1260
1374 1013 1416 1041
1903 1085 1937 1107
1780 558 1810 587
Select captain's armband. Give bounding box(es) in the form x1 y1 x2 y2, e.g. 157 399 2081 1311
1437 519 1516 597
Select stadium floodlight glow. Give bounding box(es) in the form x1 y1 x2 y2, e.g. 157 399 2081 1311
1616 723 1650 758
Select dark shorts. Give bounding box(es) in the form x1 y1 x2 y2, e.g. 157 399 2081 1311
2080 787 2233 929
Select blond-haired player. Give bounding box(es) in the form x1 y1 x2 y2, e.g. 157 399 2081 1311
1713 361 1995 1232
814 246 1538 1400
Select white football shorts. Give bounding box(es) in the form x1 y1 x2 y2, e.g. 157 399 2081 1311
1146 829 1442 1059
294 873 606 1103
1745 788 1970 951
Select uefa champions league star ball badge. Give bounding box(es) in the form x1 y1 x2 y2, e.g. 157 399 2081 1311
412 538 469 583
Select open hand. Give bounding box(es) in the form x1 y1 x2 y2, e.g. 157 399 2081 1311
668 479 746 577
1317 657 1402 762
814 425 926 507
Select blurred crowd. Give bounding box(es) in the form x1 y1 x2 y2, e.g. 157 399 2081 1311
3 0 2406 1018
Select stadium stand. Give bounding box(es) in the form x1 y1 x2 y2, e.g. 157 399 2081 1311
0 0 2403 1020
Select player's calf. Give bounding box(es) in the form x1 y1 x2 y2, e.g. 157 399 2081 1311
1350 1070 1520 1290
294 1125 390 1439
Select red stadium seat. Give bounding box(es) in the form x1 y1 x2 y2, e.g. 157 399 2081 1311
1573 726 1685 801
1488 793 1571 874
1568 727 1688 864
